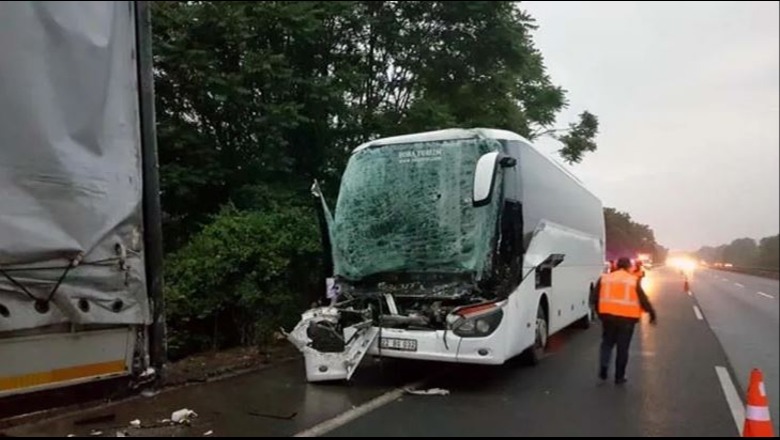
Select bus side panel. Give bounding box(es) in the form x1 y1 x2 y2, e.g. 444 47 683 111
501 140 604 353
503 280 540 360
524 223 604 334
515 141 604 251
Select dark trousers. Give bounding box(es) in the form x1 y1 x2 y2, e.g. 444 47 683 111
599 317 636 380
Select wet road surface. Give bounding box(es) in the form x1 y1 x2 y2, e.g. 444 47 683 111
5 268 745 437
326 267 739 437
691 268 779 434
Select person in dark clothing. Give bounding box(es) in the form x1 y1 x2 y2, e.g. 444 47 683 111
590 257 657 384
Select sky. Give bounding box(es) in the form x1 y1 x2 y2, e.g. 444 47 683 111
523 1 779 251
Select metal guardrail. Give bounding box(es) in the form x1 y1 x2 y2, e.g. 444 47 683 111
711 266 780 279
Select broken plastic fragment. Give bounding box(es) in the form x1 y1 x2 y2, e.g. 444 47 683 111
129 419 141 428
171 409 198 424
90 430 103 436
203 431 214 436
404 388 450 396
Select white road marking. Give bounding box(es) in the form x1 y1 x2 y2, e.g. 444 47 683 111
293 380 426 437
688 290 693 296
693 305 704 320
734 283 744 288
715 366 745 434
757 291 775 299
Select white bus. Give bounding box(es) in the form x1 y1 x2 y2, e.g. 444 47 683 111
289 128 605 381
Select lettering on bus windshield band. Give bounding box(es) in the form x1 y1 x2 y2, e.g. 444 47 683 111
398 148 443 164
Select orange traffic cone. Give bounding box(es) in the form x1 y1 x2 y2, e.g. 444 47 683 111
743 368 774 437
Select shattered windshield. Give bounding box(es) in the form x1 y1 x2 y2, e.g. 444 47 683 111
331 137 502 281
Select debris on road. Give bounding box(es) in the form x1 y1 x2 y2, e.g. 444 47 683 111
129 420 141 429
140 389 159 398
90 430 103 436
203 430 213 436
404 388 450 396
247 411 297 420
171 409 198 424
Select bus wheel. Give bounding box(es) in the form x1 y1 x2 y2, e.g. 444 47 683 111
577 304 595 329
523 305 548 366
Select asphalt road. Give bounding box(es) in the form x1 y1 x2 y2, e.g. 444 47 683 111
691 268 779 434
5 268 745 437
326 267 739 437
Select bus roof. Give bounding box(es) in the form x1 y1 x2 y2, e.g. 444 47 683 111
353 128 531 153
353 128 585 185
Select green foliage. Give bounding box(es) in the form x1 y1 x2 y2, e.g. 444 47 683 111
555 111 599 164
164 204 321 358
759 235 780 269
697 234 779 269
151 1 603 357
603 208 665 261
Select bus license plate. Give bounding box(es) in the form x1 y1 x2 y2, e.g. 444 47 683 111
380 337 417 352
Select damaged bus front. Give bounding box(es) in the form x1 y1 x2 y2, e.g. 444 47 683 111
287 129 605 382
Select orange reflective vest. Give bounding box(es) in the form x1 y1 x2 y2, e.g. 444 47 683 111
598 270 642 319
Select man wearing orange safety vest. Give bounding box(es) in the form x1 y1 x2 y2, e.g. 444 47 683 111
591 257 657 384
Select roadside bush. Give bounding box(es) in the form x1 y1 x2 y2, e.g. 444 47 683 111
164 203 322 360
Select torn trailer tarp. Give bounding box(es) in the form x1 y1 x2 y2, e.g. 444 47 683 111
0 2 149 332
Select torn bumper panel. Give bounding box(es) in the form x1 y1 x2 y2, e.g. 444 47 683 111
285 307 379 382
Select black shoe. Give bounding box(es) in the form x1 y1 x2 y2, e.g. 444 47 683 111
598 368 608 381
615 377 628 385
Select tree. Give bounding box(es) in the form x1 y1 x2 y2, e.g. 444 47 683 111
152 1 601 253
696 234 779 269
603 207 664 261
722 238 758 267
758 235 779 269
151 1 603 355
550 111 599 164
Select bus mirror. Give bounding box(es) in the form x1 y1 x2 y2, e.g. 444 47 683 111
499 156 516 168
473 151 500 207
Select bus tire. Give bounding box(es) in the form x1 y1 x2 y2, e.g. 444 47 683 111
576 304 595 329
576 283 596 329
523 305 548 366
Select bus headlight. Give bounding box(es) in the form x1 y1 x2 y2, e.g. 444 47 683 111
451 304 504 338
